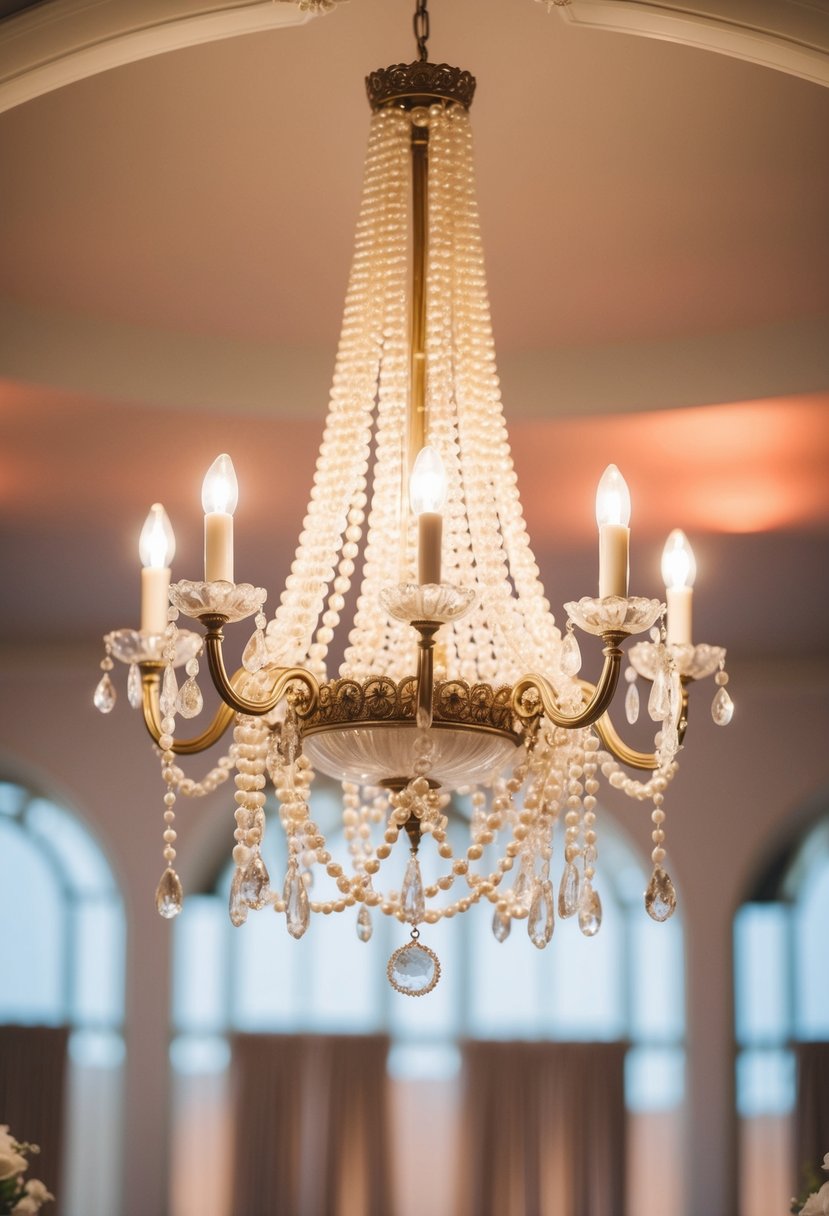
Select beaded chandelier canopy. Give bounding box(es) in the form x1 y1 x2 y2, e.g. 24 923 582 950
96 1 732 996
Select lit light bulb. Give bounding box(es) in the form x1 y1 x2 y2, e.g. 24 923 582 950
139 503 175 570
409 445 447 515
138 503 175 634
595 464 631 529
201 453 238 516
662 529 696 645
661 529 697 590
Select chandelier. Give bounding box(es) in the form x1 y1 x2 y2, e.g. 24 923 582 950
95 2 733 997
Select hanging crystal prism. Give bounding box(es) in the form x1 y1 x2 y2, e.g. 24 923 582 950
242 613 268 674
357 904 373 942
644 866 677 921
560 629 582 677
155 867 183 919
401 854 425 925
492 905 511 943
93 673 117 714
284 858 310 939
387 930 441 997
160 664 178 717
127 662 143 709
240 855 270 909
577 881 602 937
711 686 734 726
228 868 248 927
177 678 203 719
648 665 671 722
558 859 580 919
528 879 554 949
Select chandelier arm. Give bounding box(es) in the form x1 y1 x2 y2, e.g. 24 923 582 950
511 631 626 729
413 621 440 727
586 680 691 771
139 664 235 755
201 615 320 718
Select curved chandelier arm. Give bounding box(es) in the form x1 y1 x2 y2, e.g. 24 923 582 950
201 615 320 719
585 679 691 772
512 631 626 729
139 664 236 755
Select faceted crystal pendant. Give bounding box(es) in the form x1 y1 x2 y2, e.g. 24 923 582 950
387 938 441 996
560 631 582 677
93 673 117 714
401 854 425 925
155 867 183 919
558 860 580 919
625 680 640 725
667 668 683 722
645 866 677 922
127 662 143 710
240 854 270 910
277 715 300 767
160 664 178 716
491 906 511 943
648 667 671 722
284 859 310 939
577 881 602 937
356 904 373 943
242 628 268 674
528 880 554 950
711 687 734 726
228 868 248 927
177 677 203 719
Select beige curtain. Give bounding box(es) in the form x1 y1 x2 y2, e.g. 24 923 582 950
795 1042 829 1179
458 1039 627 1216
0 1025 69 1214
231 1032 393 1216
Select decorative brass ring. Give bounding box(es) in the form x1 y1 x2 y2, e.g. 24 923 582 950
366 61 476 111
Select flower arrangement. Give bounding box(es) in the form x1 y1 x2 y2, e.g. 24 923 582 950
0 1127 53 1215
791 1152 829 1215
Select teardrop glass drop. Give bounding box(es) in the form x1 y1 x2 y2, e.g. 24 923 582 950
528 880 554 949
711 686 734 726
560 631 582 677
625 681 640 725
228 868 248 927
645 866 677 922
277 715 300 767
284 860 310 939
177 677 203 719
401 855 425 925
648 667 670 722
577 881 602 937
93 673 117 714
667 669 683 723
492 906 511 943
242 629 268 674
356 905 373 943
160 664 178 716
558 860 580 919
240 855 270 910
127 663 143 709
155 867 183 919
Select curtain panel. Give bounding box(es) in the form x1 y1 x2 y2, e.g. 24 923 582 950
0 1025 69 1215
795 1042 829 1180
458 1039 627 1216
231 1032 393 1216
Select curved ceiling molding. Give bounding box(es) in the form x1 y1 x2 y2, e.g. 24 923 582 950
0 0 320 114
554 0 829 87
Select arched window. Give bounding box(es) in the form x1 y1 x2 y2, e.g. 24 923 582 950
171 785 685 1216
0 779 126 1216
734 811 829 1216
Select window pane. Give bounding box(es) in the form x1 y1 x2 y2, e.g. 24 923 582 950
626 1045 685 1111
794 861 829 1038
736 1048 795 1117
174 897 228 1033
548 897 626 1038
27 798 116 895
468 902 547 1038
306 902 383 1030
72 901 126 1025
734 904 789 1045
232 907 303 1029
630 913 684 1042
0 819 65 1021
0 782 25 817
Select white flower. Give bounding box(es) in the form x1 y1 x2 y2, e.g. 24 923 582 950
801 1181 829 1216
11 1199 40 1216
0 1146 28 1181
24 1179 54 1203
823 1152 829 1172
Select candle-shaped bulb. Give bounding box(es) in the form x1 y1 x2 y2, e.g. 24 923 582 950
202 454 238 516
139 503 175 569
410 445 447 515
661 529 697 589
595 464 631 528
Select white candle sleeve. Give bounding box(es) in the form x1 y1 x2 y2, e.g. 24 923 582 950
666 585 693 645
140 566 171 634
599 523 629 598
418 512 443 585
205 512 234 582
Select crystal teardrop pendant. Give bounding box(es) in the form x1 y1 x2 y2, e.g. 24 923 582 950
242 628 268 674
625 680 639 725
228 868 248 927
577 881 602 937
160 664 178 716
277 715 300 767
177 677 203 719
492 905 511 943
648 667 670 722
356 904 373 942
711 686 734 726
387 935 441 997
284 859 310 939
155 867 183 919
558 860 580 919
240 855 270 910
93 673 117 714
528 880 554 949
127 662 142 709
560 631 582 677
645 866 677 922
401 854 425 924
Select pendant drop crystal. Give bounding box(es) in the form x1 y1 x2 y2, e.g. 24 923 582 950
648 667 671 722
711 686 734 726
160 664 178 716
240 855 270 909
577 881 602 937
625 681 640 725
492 906 511 943
645 866 677 922
356 904 373 942
127 663 142 709
560 631 582 677
177 677 203 719
558 860 580 919
228 868 248 927
93 673 117 714
242 628 268 674
277 715 300 767
528 880 554 949
401 854 425 925
284 859 310 939
155 867 183 919
387 939 441 996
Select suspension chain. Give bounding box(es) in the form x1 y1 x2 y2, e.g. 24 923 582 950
413 0 430 62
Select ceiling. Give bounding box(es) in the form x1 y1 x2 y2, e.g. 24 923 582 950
1 0 828 665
